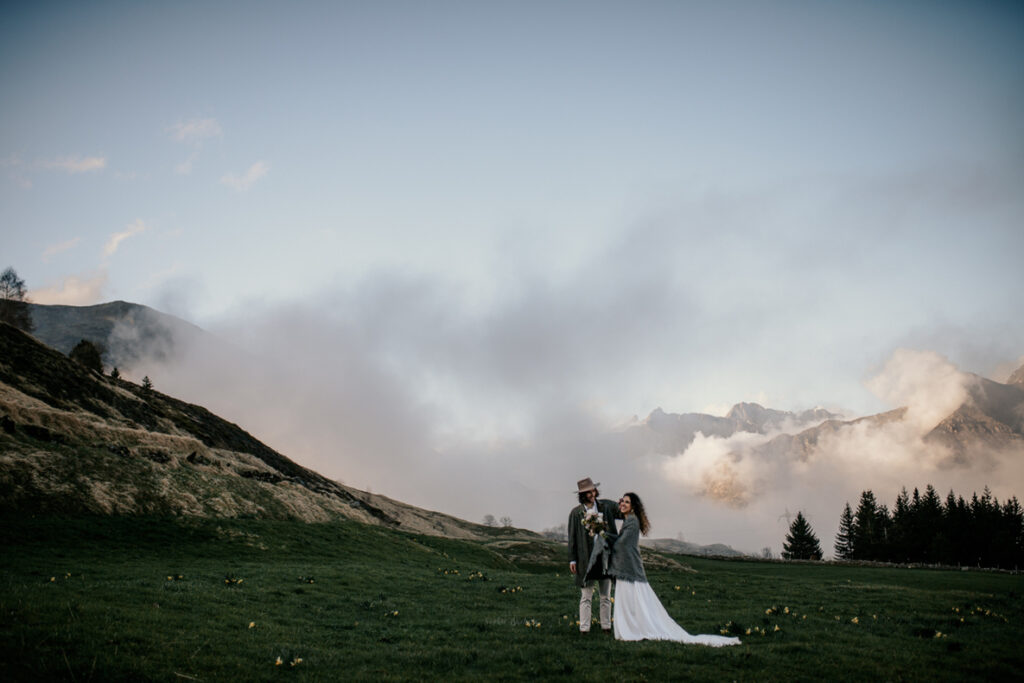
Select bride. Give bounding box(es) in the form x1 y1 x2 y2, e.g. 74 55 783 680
607 492 741 646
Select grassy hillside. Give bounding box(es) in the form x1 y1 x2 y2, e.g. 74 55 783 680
2 515 1021 681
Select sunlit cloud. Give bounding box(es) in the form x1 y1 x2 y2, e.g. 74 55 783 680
39 155 107 173
168 118 222 144
220 161 270 191
104 219 147 258
864 349 971 433
30 270 108 305
42 237 82 262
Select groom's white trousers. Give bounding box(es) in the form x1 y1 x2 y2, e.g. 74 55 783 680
579 579 612 631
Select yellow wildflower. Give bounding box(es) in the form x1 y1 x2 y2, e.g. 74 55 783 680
249 622 256 629
774 625 781 632
275 656 282 666
851 617 859 624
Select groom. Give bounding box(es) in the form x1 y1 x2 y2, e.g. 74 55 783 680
567 477 619 634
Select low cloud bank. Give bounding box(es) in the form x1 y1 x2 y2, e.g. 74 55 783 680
115 283 1022 555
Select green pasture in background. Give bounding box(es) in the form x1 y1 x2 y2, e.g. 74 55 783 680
1 516 1021 681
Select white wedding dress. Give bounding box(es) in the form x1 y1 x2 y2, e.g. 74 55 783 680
614 579 740 645
609 515 741 646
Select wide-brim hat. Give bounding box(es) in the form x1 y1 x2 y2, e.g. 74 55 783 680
575 477 599 494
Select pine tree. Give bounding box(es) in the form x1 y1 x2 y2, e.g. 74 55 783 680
783 511 823 560
919 484 944 562
69 339 103 373
852 491 880 560
835 502 854 560
142 376 153 392
891 487 912 562
874 503 893 562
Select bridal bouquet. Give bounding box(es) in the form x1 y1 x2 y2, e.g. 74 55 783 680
582 509 608 537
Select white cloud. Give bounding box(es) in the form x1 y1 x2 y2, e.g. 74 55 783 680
42 237 82 262
104 219 148 258
30 270 108 305
864 349 971 433
174 156 195 175
40 155 107 173
168 118 222 144
220 161 270 191
167 118 221 174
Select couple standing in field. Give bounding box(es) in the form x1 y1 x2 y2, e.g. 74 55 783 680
567 477 741 646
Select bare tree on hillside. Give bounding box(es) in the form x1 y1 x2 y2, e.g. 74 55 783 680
0 267 33 333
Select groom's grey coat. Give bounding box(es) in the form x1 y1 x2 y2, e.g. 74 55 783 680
567 499 620 588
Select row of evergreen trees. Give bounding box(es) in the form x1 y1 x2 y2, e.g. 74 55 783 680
782 484 1024 568
834 485 1023 567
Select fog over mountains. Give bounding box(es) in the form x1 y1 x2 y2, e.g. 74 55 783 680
22 301 1024 555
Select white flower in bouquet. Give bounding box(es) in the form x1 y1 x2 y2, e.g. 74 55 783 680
581 509 607 536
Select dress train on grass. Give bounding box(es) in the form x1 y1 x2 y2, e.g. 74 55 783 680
613 580 741 646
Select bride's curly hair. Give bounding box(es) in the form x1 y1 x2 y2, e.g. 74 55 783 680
624 492 650 536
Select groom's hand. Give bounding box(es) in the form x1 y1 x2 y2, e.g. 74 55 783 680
569 561 577 575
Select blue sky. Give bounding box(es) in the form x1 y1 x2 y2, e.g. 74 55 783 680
3 1 1023 545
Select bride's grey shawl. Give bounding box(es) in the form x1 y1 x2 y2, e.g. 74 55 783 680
607 514 647 583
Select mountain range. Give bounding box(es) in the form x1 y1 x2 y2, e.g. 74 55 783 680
626 369 1024 466
630 403 842 456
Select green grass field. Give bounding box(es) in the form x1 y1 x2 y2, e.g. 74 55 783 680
1 516 1021 681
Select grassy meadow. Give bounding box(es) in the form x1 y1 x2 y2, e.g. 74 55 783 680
1 516 1021 682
